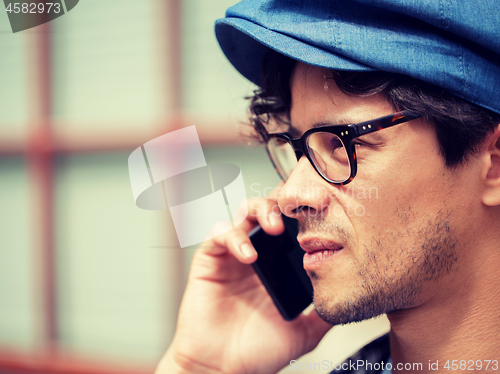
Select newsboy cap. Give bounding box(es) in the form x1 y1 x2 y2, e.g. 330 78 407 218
215 0 500 114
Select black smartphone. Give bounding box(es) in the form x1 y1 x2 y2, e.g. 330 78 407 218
249 215 313 320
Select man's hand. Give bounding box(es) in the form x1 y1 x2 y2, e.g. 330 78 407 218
155 195 332 374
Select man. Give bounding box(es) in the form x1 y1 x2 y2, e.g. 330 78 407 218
157 1 500 373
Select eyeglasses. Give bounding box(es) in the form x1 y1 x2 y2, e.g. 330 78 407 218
265 110 421 185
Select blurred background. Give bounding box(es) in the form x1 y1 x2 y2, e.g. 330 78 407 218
0 1 389 373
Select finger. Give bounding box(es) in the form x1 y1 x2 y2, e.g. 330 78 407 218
240 197 285 236
195 190 288 261
256 182 286 234
212 225 258 264
196 222 258 264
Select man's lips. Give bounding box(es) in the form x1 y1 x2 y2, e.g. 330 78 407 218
299 237 344 269
298 237 344 253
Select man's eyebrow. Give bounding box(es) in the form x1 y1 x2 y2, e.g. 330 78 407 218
287 117 356 137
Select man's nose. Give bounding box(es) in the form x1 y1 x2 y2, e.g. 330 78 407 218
277 156 333 219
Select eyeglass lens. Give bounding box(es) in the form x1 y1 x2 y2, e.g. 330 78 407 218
267 137 297 181
267 132 351 183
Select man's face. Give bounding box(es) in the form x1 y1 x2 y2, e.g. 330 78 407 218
277 63 478 325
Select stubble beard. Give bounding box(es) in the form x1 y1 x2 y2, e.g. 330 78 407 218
304 208 459 326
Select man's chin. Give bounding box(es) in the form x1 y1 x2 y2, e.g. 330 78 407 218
312 291 397 326
314 302 376 326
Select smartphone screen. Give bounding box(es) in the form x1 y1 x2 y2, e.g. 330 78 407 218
249 215 313 320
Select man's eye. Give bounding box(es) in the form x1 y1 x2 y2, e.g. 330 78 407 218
330 137 343 149
353 140 369 147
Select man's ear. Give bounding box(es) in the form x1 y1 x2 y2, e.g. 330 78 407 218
482 124 500 206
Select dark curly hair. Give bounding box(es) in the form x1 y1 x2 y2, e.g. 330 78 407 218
247 51 500 167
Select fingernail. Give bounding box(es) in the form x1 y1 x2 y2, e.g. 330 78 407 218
240 243 254 258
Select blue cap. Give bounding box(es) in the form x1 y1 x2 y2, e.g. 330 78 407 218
215 0 500 114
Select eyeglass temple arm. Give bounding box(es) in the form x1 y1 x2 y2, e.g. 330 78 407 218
353 111 421 137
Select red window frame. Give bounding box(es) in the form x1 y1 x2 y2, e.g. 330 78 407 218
0 1 240 372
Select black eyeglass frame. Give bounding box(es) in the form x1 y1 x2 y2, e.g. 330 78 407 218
265 110 421 186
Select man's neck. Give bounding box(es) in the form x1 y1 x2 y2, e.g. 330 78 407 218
387 245 500 373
